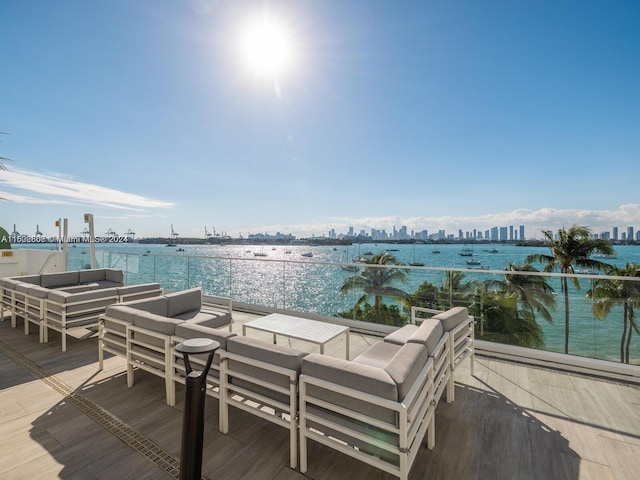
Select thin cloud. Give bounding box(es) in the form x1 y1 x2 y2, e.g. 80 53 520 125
0 168 174 210
247 205 640 239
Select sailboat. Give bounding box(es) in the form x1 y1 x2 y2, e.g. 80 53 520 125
432 244 441 254
458 245 474 256
409 244 424 266
341 247 359 272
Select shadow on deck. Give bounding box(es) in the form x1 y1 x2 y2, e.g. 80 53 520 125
2 315 639 479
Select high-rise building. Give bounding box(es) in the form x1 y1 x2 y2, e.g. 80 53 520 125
499 227 508 241
613 227 619 240
509 225 514 241
628 227 634 241
519 225 525 241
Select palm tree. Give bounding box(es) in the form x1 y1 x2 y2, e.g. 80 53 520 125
587 263 640 363
468 288 545 348
525 225 614 353
440 270 471 309
485 263 557 324
339 252 410 325
404 280 440 311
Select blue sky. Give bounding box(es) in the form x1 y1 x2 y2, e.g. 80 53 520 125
1 0 639 240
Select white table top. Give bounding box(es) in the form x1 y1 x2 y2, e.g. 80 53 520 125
243 313 349 344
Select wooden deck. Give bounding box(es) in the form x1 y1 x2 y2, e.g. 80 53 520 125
1 312 639 480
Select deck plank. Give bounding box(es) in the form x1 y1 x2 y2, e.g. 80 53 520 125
2 314 640 480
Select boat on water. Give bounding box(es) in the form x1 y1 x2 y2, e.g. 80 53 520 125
341 264 359 272
410 244 425 266
466 259 482 266
166 243 177 247
432 245 441 254
254 247 267 257
301 252 313 258
459 245 474 256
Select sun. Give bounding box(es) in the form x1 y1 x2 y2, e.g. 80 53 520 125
240 16 294 80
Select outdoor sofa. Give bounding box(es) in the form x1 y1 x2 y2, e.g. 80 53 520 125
99 293 473 476
299 306 474 480
0 268 163 351
98 287 234 405
99 287 309 468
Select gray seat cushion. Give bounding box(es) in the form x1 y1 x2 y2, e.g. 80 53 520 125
133 312 183 336
27 285 55 299
353 342 402 370
226 336 307 404
40 271 80 288
383 343 430 401
117 283 161 296
354 342 430 401
181 311 231 329
407 318 444 355
105 269 124 284
302 353 398 423
119 296 168 317
166 288 202 317
78 269 107 284
104 305 144 324
384 324 419 346
432 307 469 332
227 336 307 378
175 322 237 350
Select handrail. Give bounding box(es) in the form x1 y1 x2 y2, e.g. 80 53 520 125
83 248 640 371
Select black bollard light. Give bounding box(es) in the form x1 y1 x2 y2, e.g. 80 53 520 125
175 338 220 480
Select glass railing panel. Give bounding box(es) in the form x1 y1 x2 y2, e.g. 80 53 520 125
228 258 286 309
185 256 231 298
152 254 189 292
88 247 639 366
284 261 364 317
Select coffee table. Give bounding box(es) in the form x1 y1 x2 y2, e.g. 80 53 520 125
242 313 350 359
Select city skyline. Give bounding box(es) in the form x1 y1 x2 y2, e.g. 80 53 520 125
4 217 640 243
2 1 639 241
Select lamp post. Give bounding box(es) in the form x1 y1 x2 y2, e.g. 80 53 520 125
175 338 219 480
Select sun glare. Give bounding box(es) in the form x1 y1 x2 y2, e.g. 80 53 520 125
240 17 294 80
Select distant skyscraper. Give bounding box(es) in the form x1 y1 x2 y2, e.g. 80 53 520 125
509 225 514 241
499 227 508 241
628 226 634 241
519 225 525 240
613 227 618 240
